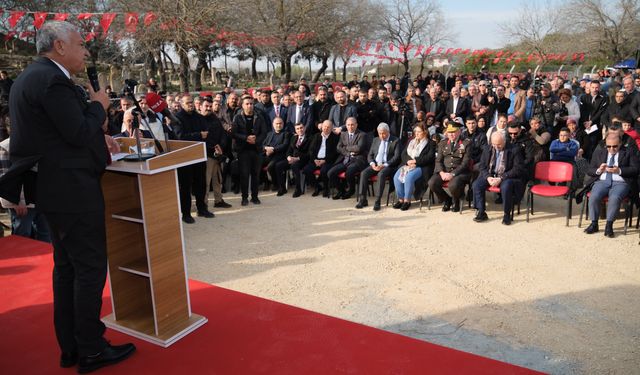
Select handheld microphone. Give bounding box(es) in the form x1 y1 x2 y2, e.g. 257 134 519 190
86 65 100 92
146 92 181 125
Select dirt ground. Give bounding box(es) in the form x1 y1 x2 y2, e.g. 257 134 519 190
150 187 638 373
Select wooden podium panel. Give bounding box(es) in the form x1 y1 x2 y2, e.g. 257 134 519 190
102 140 207 347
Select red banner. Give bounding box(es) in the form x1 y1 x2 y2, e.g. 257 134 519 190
124 12 139 33
53 13 69 21
100 13 117 33
143 12 157 27
33 12 48 30
77 13 93 21
8 11 26 28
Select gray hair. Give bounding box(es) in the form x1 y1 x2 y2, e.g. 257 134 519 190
36 21 79 54
377 122 390 132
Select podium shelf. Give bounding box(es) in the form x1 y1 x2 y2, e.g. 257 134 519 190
118 258 150 277
112 208 143 223
103 310 155 337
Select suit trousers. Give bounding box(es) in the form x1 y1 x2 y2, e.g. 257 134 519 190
262 155 285 189
588 180 629 222
358 166 396 202
205 157 223 204
428 173 470 202
178 162 207 215
238 149 262 199
327 160 364 193
472 177 523 215
303 161 331 190
46 211 108 357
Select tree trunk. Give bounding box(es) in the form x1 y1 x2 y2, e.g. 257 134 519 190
332 55 337 81
419 57 426 76
402 54 409 74
308 57 312 79
178 48 190 93
266 57 270 77
194 49 208 91
280 57 286 76
313 54 329 82
251 48 258 80
284 54 293 82
342 58 348 81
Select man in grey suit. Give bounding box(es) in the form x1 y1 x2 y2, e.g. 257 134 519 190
328 90 357 134
327 117 367 199
355 123 402 211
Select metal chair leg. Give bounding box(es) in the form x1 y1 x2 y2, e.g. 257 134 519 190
526 191 531 222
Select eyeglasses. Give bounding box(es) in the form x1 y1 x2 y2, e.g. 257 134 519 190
605 145 619 149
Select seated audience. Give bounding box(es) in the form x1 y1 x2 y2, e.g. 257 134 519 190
328 117 368 200
304 120 340 197
393 124 436 211
550 127 579 162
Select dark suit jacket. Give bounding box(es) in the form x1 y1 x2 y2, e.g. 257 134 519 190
423 96 446 123
477 145 524 181
175 109 208 141
232 112 270 153
287 134 312 165
262 131 290 160
445 96 471 120
586 145 638 187
367 135 401 168
328 103 358 130
0 57 108 213
286 102 314 133
308 132 339 165
267 104 287 124
337 130 367 166
579 94 609 127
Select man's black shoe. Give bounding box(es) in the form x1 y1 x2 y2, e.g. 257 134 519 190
442 199 452 212
584 221 599 234
400 202 411 211
355 199 368 209
502 215 512 225
322 191 330 198
392 201 403 209
312 188 321 197
332 192 343 200
451 199 461 212
241 198 249 206
473 212 489 222
251 197 261 204
182 215 195 224
77 343 136 374
60 352 77 368
495 195 503 204
214 200 232 208
197 210 214 218
277 189 287 196
373 201 381 211
292 190 302 198
341 191 355 200
604 221 614 238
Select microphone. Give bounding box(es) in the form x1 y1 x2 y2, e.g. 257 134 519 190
86 65 100 92
145 92 181 125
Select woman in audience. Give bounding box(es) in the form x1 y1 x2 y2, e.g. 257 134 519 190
393 124 436 211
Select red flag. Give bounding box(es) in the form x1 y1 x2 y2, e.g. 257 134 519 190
579 53 585 62
414 45 424 58
100 13 117 33
53 13 69 21
77 13 93 21
444 48 453 55
19 31 35 39
4 31 17 40
85 32 97 42
388 43 394 52
424 45 434 55
364 41 371 51
143 12 157 27
8 11 26 28
374 41 382 53
462 48 470 55
496 51 504 58
436 47 443 54
452 48 462 55
33 12 48 30
572 53 578 61
483 58 489 63
493 57 501 64
505 58 512 64
125 12 139 33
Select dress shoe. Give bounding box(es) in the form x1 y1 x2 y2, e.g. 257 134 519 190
322 191 330 198
251 197 261 204
332 192 343 200
60 352 77 368
77 343 136 374
473 211 489 222
292 190 302 198
502 214 512 225
182 215 195 224
451 199 461 212
393 201 403 209
604 221 614 238
214 200 232 208
495 195 503 204
241 198 249 206
584 221 599 234
197 209 215 218
341 191 355 200
401 202 411 211
277 189 287 196
312 188 321 197
355 199 368 209
442 199 452 212
373 201 381 211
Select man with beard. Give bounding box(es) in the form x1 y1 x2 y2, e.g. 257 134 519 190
355 88 381 136
311 85 334 134
200 98 232 209
388 92 414 143
328 90 357 134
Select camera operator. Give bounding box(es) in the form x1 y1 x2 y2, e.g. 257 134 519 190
533 83 560 135
388 92 414 144
486 85 510 127
556 88 580 131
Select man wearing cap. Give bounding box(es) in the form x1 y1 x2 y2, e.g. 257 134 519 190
428 120 473 212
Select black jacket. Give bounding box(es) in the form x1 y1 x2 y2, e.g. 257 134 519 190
477 145 524 181
308 132 339 165
232 112 270 153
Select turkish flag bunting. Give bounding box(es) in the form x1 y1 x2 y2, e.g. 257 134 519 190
4 31 17 40
125 12 139 33
33 12 48 30
414 45 424 57
424 45 434 55
8 11 26 28
388 43 394 51
436 47 443 54
364 41 371 51
143 12 157 27
579 53 585 62
53 13 69 21
100 13 117 33
85 32 97 42
77 13 93 21
572 53 578 61
493 57 500 64
374 41 382 53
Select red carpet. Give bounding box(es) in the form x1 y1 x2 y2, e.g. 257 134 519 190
0 235 542 374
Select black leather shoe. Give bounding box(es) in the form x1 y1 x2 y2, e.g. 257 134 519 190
401 202 411 211
214 200 232 208
473 212 489 222
292 190 302 198
322 191 330 198
584 222 599 234
60 352 77 368
495 195 503 204
373 201 381 211
451 199 461 212
182 215 195 224
241 198 249 206
355 199 368 209
502 215 512 225
77 343 136 374
277 189 287 196
604 221 614 238
332 192 343 200
393 201 403 209
251 197 261 204
197 210 215 218
312 188 321 197
442 199 452 212
341 191 355 200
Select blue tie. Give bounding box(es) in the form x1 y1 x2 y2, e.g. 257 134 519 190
605 154 615 185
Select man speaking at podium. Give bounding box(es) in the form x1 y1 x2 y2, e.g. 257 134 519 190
0 22 135 372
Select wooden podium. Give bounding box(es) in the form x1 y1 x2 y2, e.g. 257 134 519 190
101 138 208 347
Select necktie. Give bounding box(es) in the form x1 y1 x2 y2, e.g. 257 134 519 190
275 106 279 117
296 136 303 147
606 153 615 185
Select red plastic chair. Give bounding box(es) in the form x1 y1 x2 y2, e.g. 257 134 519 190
526 161 574 226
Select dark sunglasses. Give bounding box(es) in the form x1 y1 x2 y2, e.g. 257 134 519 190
605 145 619 149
